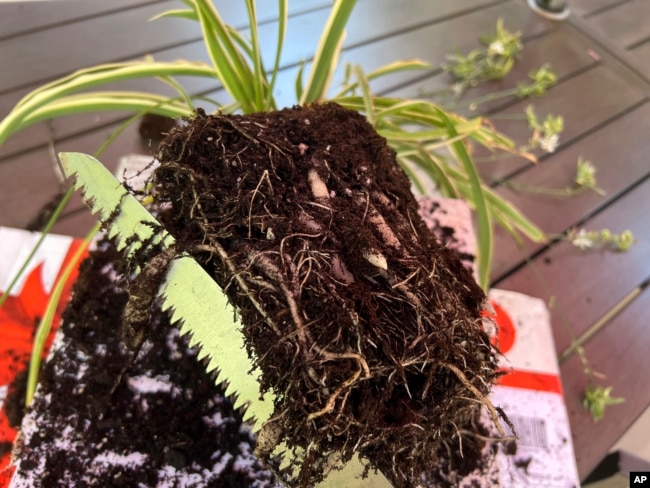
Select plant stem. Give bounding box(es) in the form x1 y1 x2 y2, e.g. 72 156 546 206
502 180 596 198
26 222 99 405
450 87 520 110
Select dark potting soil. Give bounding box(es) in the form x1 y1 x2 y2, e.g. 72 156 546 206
9 243 278 487
139 113 178 145
8 103 509 487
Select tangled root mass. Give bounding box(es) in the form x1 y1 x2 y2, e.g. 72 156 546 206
150 103 501 487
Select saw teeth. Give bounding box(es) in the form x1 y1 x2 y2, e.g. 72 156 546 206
196 348 211 363
276 443 299 471
172 317 265 428
242 408 257 424
159 256 275 425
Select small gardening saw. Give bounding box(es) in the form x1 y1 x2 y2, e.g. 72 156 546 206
59 152 391 487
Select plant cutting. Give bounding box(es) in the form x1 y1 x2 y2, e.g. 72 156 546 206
0 1 549 486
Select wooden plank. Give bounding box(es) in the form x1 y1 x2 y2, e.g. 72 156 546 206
0 0 165 40
561 284 650 479
569 0 631 17
0 152 61 231
494 174 650 353
51 209 101 240
0 123 151 231
272 0 549 108
338 0 549 95
582 0 650 49
478 63 646 183
0 0 332 40
0 1 199 93
274 0 505 69
217 0 331 24
0 0 334 94
489 100 650 282
0 0 496 95
148 0 507 75
342 0 504 46
630 40 650 80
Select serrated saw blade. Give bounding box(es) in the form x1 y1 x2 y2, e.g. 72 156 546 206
59 152 172 257
159 255 273 423
58 152 274 426
58 151 391 487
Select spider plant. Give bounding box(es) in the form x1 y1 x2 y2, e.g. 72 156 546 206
0 0 543 292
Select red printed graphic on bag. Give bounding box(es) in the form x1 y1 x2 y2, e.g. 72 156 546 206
0 229 88 486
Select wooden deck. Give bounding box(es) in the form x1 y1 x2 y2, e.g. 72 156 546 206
1 0 649 482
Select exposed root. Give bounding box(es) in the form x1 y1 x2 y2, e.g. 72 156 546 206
248 169 273 239
195 243 282 337
307 367 362 420
441 362 505 437
459 430 517 444
314 347 371 379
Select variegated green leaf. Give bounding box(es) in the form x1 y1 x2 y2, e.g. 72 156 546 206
150 8 198 22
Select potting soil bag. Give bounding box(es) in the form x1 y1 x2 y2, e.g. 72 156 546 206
0 228 87 486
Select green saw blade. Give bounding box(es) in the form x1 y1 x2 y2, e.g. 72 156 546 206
58 151 391 487
59 152 172 257
159 255 273 423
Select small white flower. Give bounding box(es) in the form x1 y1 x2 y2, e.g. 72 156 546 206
451 82 463 97
571 229 593 250
539 133 559 153
488 40 505 55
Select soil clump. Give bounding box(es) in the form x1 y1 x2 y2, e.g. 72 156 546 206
147 103 503 486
